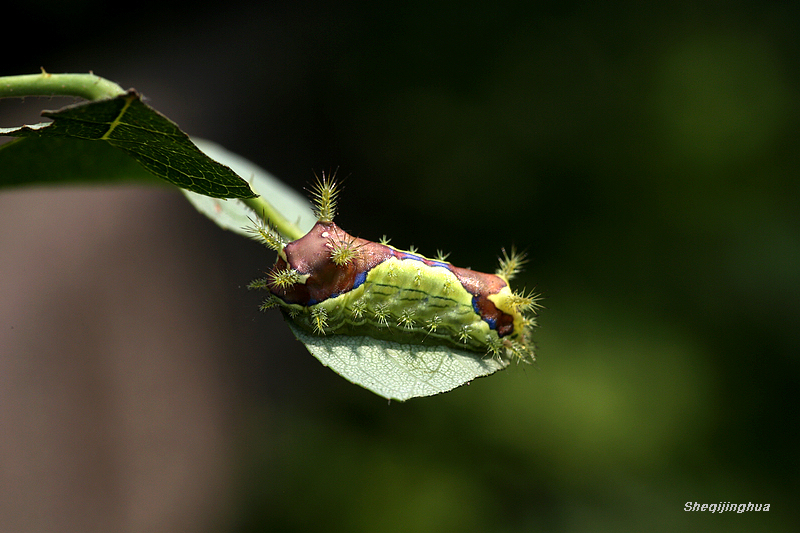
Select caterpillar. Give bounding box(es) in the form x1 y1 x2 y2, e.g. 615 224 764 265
248 173 539 363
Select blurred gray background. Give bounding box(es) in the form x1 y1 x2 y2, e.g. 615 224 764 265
1 1 798 531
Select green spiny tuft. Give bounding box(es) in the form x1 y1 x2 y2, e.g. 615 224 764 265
397 309 416 329
269 267 302 289
378 235 391 246
386 262 398 280
441 278 454 295
328 230 361 266
350 298 367 320
373 302 390 328
496 247 527 281
311 306 328 334
412 267 422 286
309 170 339 223
426 314 442 333
245 216 287 252
258 295 281 311
435 249 450 262
507 339 533 363
457 325 472 344
248 277 271 290
486 335 504 359
508 288 543 313
522 314 539 329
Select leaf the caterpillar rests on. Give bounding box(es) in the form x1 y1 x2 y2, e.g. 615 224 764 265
249 173 540 368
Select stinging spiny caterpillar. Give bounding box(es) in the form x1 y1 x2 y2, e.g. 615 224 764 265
248 173 540 363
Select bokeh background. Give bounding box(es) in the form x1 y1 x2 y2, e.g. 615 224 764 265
1 1 798 531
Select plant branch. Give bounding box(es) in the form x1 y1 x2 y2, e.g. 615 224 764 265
0 71 126 101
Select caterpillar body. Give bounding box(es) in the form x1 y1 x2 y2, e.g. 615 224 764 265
249 175 539 363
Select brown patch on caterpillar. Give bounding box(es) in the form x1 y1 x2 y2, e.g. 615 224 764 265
472 296 515 337
268 221 392 305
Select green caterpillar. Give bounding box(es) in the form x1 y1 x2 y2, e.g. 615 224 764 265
249 174 539 363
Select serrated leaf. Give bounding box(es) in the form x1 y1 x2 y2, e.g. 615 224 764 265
1 91 255 199
286 321 509 401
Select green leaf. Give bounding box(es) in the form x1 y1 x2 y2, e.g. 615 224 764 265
1 91 255 199
287 321 509 401
0 136 161 187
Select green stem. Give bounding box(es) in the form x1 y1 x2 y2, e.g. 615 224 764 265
0 71 126 101
243 196 305 241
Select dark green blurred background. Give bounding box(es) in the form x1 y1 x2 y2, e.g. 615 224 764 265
2 0 798 531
